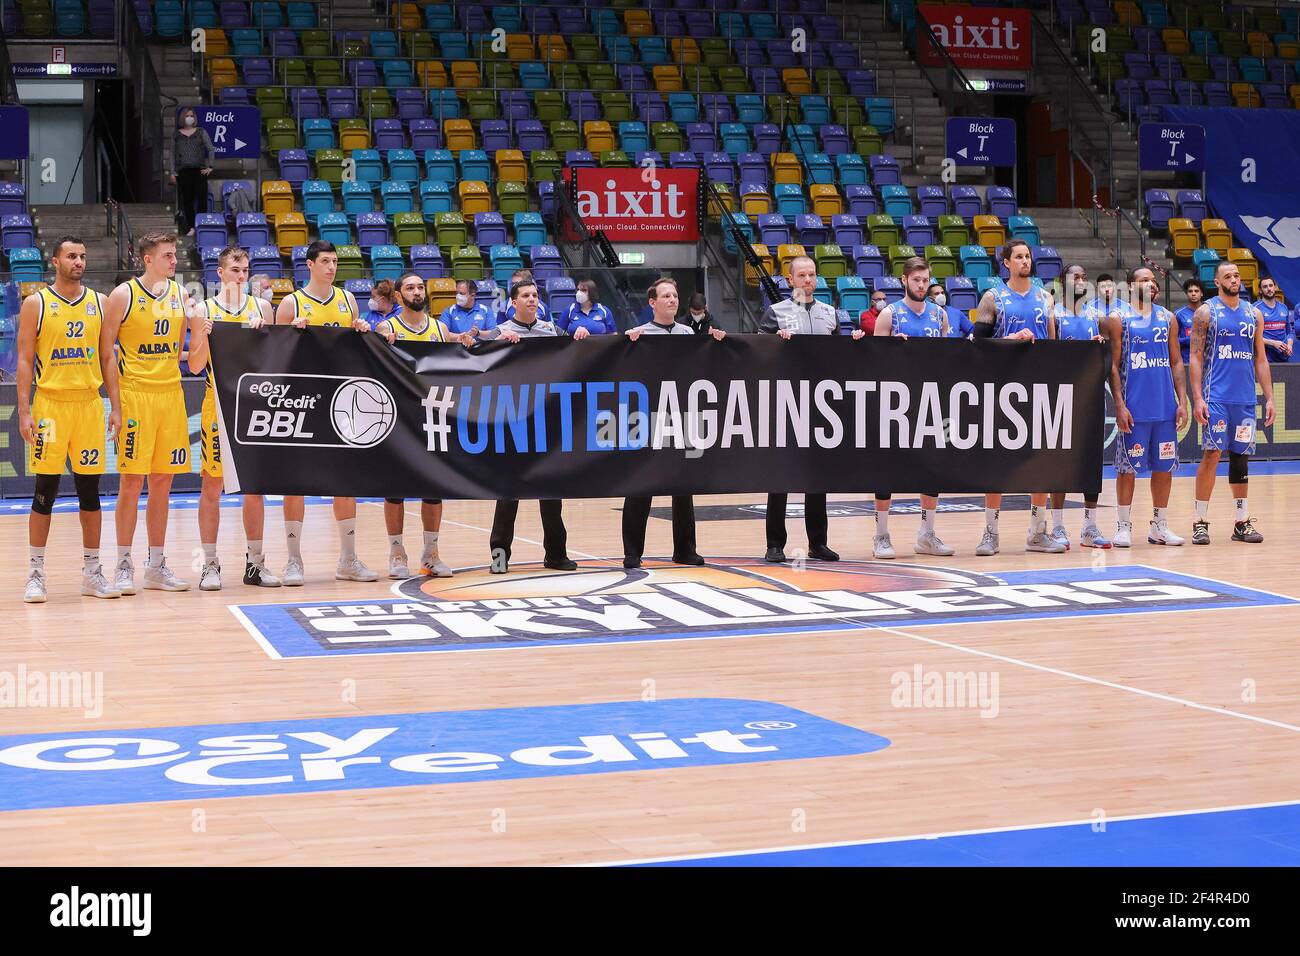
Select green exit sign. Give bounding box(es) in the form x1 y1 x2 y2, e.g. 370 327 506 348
618 252 645 265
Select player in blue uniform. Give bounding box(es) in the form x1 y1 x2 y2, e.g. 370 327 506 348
1105 267 1188 547
927 282 972 338
1189 261 1276 544
1175 278 1204 367
1255 276 1293 362
871 259 955 558
970 240 1065 555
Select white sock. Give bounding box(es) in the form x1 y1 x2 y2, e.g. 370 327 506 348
285 521 303 558
1030 505 1045 534
202 543 217 561
423 531 440 550
1153 507 1167 525
1083 507 1096 527
29 546 45 569
1048 508 1060 530
920 508 935 534
1195 500 1210 520
1117 505 1131 525
388 534 403 550
83 549 98 573
247 539 263 562
1235 497 1248 521
985 507 999 532
148 546 164 568
875 508 890 535
338 518 357 559
117 545 131 563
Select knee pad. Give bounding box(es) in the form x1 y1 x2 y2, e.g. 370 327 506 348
1229 452 1249 485
31 475 60 515
74 473 102 512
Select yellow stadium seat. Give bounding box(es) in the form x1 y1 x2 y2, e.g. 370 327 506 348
506 34 535 60
458 180 492 215
417 61 447 89
1168 218 1199 258
1114 1 1141 26
19 281 47 299
495 149 527 183
973 214 1005 253
392 2 420 30
584 120 615 153
275 211 308 256
451 61 481 89
1228 248 1259 292
624 11 652 37
741 189 773 217
538 35 568 61
1161 28 1190 56
671 38 701 65
269 278 294 305
426 277 457 316
203 28 229 57
1201 218 1232 254
809 184 843 218
782 68 812 95
746 243 775 286
260 180 295 224
208 57 238 94
652 65 683 92
1280 41 1300 60
444 119 476 152
771 152 802 184
707 184 735 218
338 122 371 152
1247 32 1274 58
777 243 807 274
1231 82 1260 108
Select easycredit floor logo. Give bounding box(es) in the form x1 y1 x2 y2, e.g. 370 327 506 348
0 699 888 811
230 559 1300 659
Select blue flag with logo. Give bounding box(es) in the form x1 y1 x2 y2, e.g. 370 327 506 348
1163 107 1300 297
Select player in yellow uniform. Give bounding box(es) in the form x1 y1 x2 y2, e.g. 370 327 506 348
195 245 281 591
272 240 378 584
373 271 465 579
16 236 120 602
100 232 204 594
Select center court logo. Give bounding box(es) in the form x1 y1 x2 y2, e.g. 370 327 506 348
0 699 888 812
235 373 397 449
230 559 1300 659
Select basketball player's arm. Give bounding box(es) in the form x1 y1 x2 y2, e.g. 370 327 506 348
1102 315 1132 433
1189 303 1210 424
250 297 272 329
14 294 39 442
373 319 397 345
971 291 997 338
1166 314 1188 428
185 291 210 375
344 290 370 333
99 283 130 441
1253 310 1277 427
872 304 893 336
275 294 300 328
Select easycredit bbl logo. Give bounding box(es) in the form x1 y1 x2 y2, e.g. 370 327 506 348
562 167 700 242
235 373 397 449
0 699 888 811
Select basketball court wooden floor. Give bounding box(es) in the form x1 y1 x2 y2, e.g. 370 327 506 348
3 471 1300 867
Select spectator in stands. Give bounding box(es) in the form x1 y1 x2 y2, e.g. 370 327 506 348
497 269 549 326
1175 278 1204 366
683 292 715 335
859 289 888 334
365 279 400 329
928 282 972 338
250 274 274 303
440 278 495 336
170 107 214 239
559 279 617 335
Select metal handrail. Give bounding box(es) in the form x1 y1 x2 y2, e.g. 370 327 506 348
1114 204 1146 269
106 199 137 272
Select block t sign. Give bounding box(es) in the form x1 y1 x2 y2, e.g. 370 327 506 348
177 105 261 159
945 117 1016 166
1138 123 1206 172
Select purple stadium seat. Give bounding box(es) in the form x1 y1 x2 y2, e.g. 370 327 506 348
706 152 735 186
686 123 717 154
1202 81 1230 106
356 213 390 250
326 88 357 119
394 89 426 120
903 215 935 248
633 92 666 122
986 186 1017 221
795 214 826 246
753 124 781 153
516 119 547 151
831 214 863 249
868 154 900 186
950 186 982 223
349 59 380 88
1144 190 1174 231
410 245 445 280
1153 54 1183 81
1125 54 1154 80
1177 190 1207 226
758 214 790 248
269 29 298 57
480 120 511 151
500 91 532 122
1144 80 1174 107
220 1 249 28
845 184 878 218
1174 80 1203 105
565 150 596 169
854 245 886 283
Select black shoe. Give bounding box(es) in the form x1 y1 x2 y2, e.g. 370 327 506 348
673 552 705 566
764 547 787 563
544 557 578 571
623 555 642 569
1191 519 1210 545
1232 518 1263 543
807 544 840 561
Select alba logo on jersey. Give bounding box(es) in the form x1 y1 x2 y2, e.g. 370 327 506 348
234 373 397 449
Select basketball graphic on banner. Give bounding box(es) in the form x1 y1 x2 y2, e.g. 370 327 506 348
331 379 397 447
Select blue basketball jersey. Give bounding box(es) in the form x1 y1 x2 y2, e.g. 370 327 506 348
1256 298 1291 345
1175 304 1195 363
1203 296 1258 404
1120 305 1177 422
1056 308 1099 340
889 299 947 338
992 283 1051 338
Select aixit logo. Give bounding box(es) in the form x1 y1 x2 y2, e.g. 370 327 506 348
0 699 888 811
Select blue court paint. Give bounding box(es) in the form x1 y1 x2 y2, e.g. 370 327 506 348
630 801 1300 866
0 495 383 516
0 699 888 812
234 563 1300 659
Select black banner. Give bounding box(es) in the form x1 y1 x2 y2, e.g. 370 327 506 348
207 326 1110 499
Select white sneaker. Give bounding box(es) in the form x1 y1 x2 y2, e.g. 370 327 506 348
282 556 305 586
200 559 222 591
389 545 410 579
336 555 379 582
873 533 896 559
144 559 190 591
1052 525 1071 551
1026 530 1068 553
915 529 955 556
24 568 47 603
1113 521 1133 548
243 557 282 587
1148 521 1185 546
975 528 1000 556
81 566 121 599
114 556 136 595
420 548 454 577
1080 524 1112 549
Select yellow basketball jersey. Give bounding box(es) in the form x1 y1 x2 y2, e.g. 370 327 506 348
117 277 187 389
203 293 264 390
33 285 105 393
289 287 353 327
389 313 449 343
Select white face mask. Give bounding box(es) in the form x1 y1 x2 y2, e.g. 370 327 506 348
368 297 385 314
690 311 706 320
183 116 196 128
455 292 470 308
256 286 273 301
933 294 946 306
575 290 589 305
